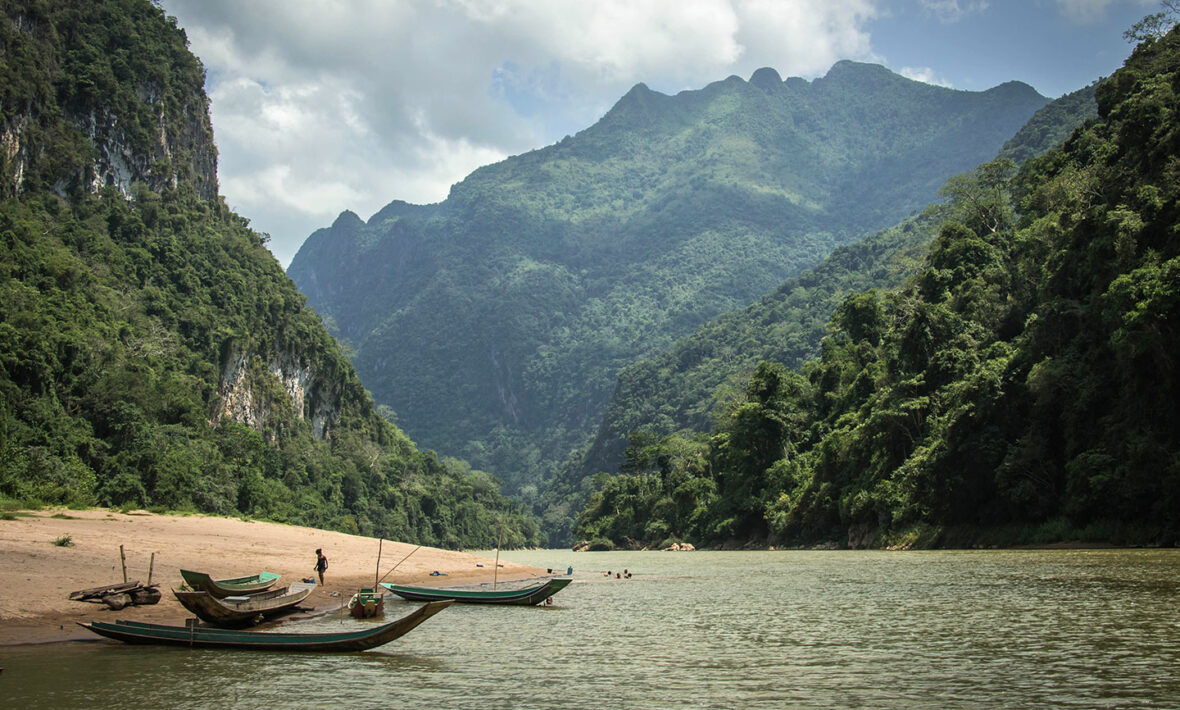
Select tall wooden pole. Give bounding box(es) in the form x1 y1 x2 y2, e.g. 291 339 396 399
147 551 155 586
375 539 383 588
119 544 127 583
493 521 503 590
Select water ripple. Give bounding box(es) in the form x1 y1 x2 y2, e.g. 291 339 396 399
2 549 1178 709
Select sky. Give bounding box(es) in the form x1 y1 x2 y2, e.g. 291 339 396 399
158 0 1160 268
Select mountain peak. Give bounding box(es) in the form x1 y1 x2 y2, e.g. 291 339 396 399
599 81 670 128
985 79 1045 101
332 210 364 230
622 82 656 100
749 67 784 93
821 60 899 83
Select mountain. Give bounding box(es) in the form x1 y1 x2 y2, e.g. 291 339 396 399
288 62 1049 504
554 83 1100 544
0 0 538 548
574 29 1180 549
996 83 1098 163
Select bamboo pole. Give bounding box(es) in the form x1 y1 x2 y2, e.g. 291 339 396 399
377 545 422 584
147 552 155 586
119 545 127 583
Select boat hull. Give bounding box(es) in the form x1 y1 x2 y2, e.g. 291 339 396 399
79 600 451 652
179 569 280 598
348 588 385 619
173 583 314 626
380 577 572 605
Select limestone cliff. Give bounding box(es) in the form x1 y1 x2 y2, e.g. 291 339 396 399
215 349 339 441
0 0 218 201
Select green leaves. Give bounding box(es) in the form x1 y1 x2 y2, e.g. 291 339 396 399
291 59 1055 538
578 27 1180 548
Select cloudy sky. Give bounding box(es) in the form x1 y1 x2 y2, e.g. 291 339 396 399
159 0 1158 267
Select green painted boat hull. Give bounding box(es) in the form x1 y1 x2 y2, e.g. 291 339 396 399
79 600 451 652
179 569 280 598
380 577 572 605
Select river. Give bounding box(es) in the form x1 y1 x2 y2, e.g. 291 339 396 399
2 549 1178 708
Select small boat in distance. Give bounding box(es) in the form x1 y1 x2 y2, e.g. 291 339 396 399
78 600 452 652
380 577 572 606
173 582 315 627
179 569 280 598
348 587 385 619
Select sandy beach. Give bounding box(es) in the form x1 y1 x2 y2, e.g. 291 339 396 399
0 508 549 645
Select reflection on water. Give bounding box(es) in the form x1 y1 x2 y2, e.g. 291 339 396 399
3 549 1179 708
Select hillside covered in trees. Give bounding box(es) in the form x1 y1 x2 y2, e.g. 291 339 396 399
289 61 1050 507
0 0 539 548
544 85 1100 545
575 26 1180 550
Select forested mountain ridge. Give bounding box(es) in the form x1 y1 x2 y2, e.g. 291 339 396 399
0 0 539 548
575 28 1180 550
553 84 1100 545
289 61 1049 503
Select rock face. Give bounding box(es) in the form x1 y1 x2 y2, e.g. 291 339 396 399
0 3 218 201
77 99 218 201
214 350 339 440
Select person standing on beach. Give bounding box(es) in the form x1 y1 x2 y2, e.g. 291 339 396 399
314 548 328 585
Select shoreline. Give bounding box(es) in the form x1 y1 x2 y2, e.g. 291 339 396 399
0 508 548 647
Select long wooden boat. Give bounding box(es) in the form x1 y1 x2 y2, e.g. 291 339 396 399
380 577 572 605
348 587 385 619
172 582 314 626
179 569 280 598
78 600 452 652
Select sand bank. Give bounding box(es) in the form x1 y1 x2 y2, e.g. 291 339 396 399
0 508 547 645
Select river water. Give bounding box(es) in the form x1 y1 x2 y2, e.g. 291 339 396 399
2 549 1178 708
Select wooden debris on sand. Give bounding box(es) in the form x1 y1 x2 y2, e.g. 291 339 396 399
69 545 162 609
69 581 162 610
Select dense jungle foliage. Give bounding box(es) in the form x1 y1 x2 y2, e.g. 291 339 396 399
0 0 539 548
575 28 1180 549
0 0 216 200
290 62 1048 510
548 85 1100 546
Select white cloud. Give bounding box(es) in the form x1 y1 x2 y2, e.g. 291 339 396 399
898 66 954 87
733 0 879 78
161 0 882 266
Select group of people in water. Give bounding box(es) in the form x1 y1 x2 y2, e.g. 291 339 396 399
604 569 632 579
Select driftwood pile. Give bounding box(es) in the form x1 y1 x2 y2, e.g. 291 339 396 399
69 546 161 610
69 581 162 610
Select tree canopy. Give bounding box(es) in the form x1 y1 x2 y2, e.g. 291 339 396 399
574 26 1180 549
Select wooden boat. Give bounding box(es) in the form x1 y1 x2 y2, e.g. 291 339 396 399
348 587 385 619
179 569 280 598
173 582 315 626
380 577 572 605
78 600 452 652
